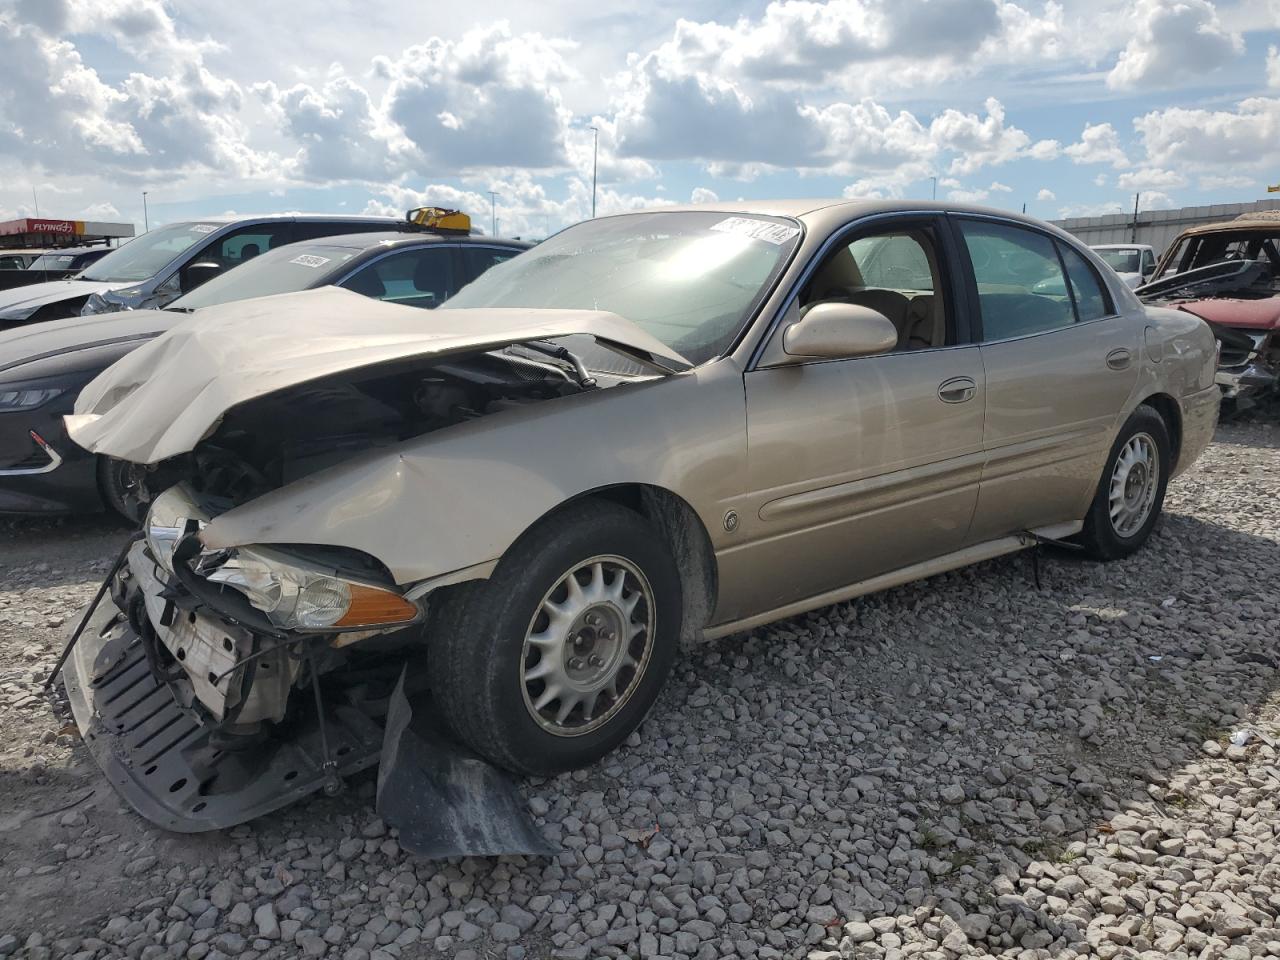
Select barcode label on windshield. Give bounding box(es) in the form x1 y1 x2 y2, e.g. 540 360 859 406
710 217 800 245
189 224 217 234
289 254 331 268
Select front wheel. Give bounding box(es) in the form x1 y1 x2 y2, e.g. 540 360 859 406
98 456 150 525
1076 405 1171 560
429 500 683 776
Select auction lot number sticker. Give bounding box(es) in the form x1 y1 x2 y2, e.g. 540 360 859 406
289 254 332 268
710 217 800 245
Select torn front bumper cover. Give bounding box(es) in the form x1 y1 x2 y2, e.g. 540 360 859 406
63 602 384 832
60 555 555 857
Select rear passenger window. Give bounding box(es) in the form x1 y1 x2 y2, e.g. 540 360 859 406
1057 242 1111 322
340 247 455 309
958 220 1074 341
460 247 518 283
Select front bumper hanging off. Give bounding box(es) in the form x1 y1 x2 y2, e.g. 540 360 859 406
57 544 555 857
62 601 384 832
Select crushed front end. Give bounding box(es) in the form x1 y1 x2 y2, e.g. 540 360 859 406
61 484 557 856
60 484 415 830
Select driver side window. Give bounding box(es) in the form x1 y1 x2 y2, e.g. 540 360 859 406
799 224 950 351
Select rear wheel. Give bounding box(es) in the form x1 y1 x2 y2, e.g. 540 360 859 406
429 500 682 776
98 456 150 525
1076 405 1171 560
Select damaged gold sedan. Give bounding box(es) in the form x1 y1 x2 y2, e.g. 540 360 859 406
56 201 1219 852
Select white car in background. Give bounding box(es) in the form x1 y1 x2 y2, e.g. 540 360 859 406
1091 243 1158 289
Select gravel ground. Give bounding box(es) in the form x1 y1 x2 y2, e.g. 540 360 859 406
1 418 1278 960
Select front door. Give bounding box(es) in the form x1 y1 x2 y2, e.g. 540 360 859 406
716 215 987 621
952 217 1140 542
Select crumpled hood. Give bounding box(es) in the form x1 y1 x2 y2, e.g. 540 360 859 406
67 286 691 464
0 278 121 314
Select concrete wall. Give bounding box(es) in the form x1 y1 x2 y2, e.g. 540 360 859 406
1051 199 1280 258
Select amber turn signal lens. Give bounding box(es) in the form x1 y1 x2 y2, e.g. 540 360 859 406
333 583 419 628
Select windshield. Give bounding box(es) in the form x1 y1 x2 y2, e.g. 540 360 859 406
1096 249 1141 273
445 211 801 364
169 241 361 311
81 222 221 282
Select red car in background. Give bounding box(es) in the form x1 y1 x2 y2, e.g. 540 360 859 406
1138 212 1280 412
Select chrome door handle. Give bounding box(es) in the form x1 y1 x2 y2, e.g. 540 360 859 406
1106 348 1132 370
938 376 976 403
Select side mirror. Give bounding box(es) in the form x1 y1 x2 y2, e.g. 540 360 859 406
782 302 898 360
182 261 222 291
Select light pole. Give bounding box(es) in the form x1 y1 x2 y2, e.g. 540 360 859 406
589 126 599 218
929 176 937 201
488 191 498 237
142 191 150 231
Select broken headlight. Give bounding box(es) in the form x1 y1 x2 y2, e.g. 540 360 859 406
204 546 419 632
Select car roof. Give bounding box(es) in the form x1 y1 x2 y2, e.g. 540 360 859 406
296 231 533 251
1091 243 1150 250
27 245 111 256
1173 217 1280 238
593 199 1082 237
161 214 404 227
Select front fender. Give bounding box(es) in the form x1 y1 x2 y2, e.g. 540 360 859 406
200 359 748 585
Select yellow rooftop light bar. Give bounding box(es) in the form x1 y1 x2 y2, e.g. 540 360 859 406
405 207 471 234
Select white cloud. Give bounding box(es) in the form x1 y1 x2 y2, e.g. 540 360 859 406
643 0 1003 90
256 70 403 183
78 201 122 219
930 98 1031 175
989 180 1013 192
1115 167 1188 190
1267 44 1280 88
378 23 575 173
1197 173 1255 190
690 187 719 203
1064 122 1129 168
1107 0 1243 90
1138 190 1176 210
1036 188 1055 201
1134 97 1280 172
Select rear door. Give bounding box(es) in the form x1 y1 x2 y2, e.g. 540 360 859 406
952 216 1140 542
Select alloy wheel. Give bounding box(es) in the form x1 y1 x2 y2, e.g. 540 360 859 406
520 555 654 737
1108 432 1159 538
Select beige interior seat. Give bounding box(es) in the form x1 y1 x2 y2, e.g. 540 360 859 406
901 294 941 349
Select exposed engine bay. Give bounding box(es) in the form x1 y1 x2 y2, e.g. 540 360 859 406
144 347 594 510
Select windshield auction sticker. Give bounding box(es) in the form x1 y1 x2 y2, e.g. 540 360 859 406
189 224 217 234
289 254 331 268
710 217 801 245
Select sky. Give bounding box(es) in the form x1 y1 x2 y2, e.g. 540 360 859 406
0 0 1278 238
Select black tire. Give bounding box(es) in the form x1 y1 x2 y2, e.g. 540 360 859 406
429 499 683 776
98 456 150 525
1076 404 1171 561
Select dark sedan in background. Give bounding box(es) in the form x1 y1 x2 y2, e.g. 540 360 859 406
0 214 406 329
0 230 527 518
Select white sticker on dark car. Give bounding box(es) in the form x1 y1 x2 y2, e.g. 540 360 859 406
289 254 331 268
